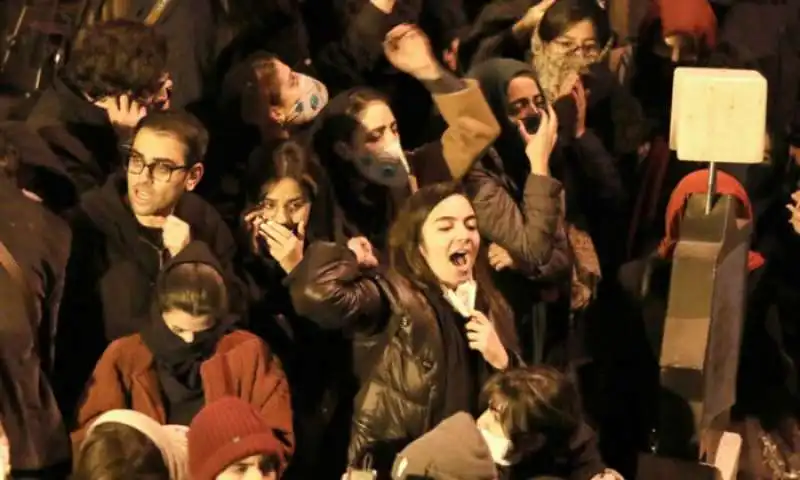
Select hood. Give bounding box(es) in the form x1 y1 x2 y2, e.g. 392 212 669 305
468 58 541 190
85 410 188 480
658 169 764 271
468 58 540 126
392 412 497 480
641 0 717 50
0 121 77 211
161 240 225 280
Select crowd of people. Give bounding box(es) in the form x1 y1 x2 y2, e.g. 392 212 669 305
1 0 800 478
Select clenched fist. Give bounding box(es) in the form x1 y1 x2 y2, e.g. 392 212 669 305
162 215 191 258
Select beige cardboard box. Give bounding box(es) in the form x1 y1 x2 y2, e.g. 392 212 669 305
670 67 767 164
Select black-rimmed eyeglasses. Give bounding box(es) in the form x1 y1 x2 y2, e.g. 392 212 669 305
123 147 189 182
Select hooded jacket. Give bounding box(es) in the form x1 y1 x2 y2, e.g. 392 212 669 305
55 172 244 421
463 59 571 299
71 242 293 470
658 169 764 271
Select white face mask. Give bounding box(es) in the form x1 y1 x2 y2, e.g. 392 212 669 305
353 140 411 188
285 73 329 125
480 428 513 466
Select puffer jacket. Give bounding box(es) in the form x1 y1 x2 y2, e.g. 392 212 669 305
287 242 521 473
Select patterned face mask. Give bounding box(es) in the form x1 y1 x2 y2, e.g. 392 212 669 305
352 140 412 189
530 26 612 101
283 73 329 125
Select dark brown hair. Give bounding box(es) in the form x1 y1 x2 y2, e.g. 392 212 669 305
64 20 167 101
73 423 170 480
134 111 209 167
481 366 582 458
538 0 611 46
388 182 512 322
247 139 319 203
157 263 228 317
239 52 283 125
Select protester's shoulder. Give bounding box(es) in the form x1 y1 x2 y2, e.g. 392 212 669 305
216 330 280 364
102 334 151 373
217 329 267 352
178 192 228 229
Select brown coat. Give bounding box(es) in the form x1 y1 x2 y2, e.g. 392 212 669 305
71 330 294 469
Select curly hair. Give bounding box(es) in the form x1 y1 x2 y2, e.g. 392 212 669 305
64 20 168 101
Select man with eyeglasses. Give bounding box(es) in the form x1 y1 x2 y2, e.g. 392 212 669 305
54 110 245 423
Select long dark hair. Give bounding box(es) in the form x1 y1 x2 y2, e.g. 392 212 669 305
388 182 513 324
244 139 334 253
311 87 397 242
538 0 611 46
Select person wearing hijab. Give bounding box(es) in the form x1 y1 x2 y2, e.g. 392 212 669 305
465 57 586 364
74 409 189 480
70 242 294 473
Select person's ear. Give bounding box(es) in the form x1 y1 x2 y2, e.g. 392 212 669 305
185 163 204 191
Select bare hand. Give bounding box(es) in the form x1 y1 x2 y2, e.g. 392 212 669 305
96 94 147 133
590 469 625 480
520 103 559 175
513 0 556 38
0 420 9 477
572 78 587 138
786 191 800 235
259 221 305 273
347 236 379 268
383 24 440 80
162 215 191 258
466 311 509 370
488 243 515 271
370 0 396 14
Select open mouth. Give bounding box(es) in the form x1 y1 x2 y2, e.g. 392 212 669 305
449 250 469 267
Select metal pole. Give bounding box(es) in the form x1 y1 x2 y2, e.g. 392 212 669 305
705 161 718 215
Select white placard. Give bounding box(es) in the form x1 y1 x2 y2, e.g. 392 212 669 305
670 67 767 164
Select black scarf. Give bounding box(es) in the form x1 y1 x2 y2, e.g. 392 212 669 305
141 316 231 395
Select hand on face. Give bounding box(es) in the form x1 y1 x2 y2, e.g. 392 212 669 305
258 220 306 274
383 24 439 80
786 191 800 235
520 103 559 175
347 236 379 269
162 215 191 258
466 310 509 370
571 78 588 138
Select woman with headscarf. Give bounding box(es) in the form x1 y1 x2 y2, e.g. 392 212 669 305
463 58 568 364
311 24 501 253
70 242 294 472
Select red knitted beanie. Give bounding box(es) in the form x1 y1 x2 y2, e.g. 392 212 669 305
188 397 282 480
